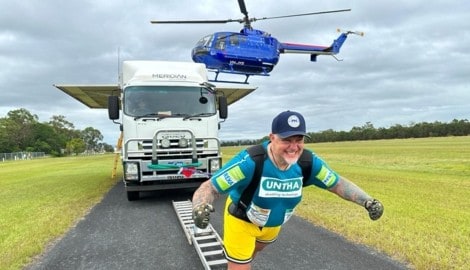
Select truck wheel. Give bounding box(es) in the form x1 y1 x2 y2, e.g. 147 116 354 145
127 191 140 201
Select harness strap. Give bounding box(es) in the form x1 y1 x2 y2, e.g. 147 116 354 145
238 145 266 209
234 144 313 216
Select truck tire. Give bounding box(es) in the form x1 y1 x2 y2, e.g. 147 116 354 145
127 191 140 201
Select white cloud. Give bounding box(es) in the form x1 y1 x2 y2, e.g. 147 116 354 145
1 0 469 144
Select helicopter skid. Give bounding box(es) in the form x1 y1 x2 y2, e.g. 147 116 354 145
208 67 271 83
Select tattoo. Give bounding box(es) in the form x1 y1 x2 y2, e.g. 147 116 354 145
329 176 372 206
192 180 220 208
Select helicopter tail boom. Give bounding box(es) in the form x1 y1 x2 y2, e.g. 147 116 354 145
279 30 362 61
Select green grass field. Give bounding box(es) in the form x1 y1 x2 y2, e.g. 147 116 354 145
1 137 469 269
222 137 470 269
301 137 470 269
0 154 120 270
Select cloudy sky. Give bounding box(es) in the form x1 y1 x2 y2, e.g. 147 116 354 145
1 0 468 144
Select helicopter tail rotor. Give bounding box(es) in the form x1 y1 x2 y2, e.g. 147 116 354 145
337 28 365 36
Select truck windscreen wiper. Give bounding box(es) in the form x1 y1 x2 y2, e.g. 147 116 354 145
134 113 171 120
183 113 214 120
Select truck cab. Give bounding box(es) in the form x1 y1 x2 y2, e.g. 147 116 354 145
55 60 256 201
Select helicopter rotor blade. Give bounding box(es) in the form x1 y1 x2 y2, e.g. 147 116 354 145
238 0 248 17
251 9 351 22
150 8 351 26
237 0 251 28
150 19 242 24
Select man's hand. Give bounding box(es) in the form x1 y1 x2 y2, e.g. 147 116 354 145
364 199 384 220
193 203 215 229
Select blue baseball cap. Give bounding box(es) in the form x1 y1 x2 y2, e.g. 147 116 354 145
271 110 310 138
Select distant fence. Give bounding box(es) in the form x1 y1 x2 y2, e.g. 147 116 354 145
1 152 46 162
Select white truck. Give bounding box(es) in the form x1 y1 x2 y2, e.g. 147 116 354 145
55 60 256 200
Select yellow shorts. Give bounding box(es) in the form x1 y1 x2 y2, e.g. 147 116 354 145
223 197 281 263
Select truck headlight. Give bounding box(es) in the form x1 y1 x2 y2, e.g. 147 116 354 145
178 138 188 148
161 138 171 148
209 158 222 173
124 162 139 180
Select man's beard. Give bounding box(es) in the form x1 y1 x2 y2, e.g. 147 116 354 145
284 156 299 166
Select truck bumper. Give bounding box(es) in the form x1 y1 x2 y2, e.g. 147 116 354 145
125 180 205 191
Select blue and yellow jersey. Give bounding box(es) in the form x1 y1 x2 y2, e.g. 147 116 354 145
211 141 339 227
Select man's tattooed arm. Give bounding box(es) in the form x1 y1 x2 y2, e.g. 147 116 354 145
328 176 373 206
192 180 220 208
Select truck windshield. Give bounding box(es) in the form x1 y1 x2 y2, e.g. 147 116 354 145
124 86 216 117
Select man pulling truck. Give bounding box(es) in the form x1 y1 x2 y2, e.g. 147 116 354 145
192 110 384 270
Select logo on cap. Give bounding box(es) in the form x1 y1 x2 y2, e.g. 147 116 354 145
272 110 310 138
287 115 301 128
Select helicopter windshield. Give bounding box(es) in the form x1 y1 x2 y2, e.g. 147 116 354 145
124 86 216 118
195 35 214 47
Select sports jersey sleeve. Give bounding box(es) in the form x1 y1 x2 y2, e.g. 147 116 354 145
210 149 256 194
305 154 339 189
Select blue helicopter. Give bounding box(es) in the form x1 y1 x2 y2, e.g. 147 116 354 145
151 0 363 82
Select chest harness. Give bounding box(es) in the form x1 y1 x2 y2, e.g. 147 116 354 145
228 144 313 223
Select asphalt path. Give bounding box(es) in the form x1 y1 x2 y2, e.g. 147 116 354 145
25 182 409 270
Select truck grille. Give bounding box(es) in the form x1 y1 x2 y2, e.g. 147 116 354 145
124 136 220 160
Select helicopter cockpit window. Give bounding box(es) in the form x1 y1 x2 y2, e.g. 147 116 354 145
229 35 239 46
124 86 216 117
206 35 214 46
215 35 226 50
196 35 213 47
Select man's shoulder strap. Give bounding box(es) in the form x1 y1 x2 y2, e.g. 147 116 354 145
239 145 266 208
298 149 313 186
238 144 313 209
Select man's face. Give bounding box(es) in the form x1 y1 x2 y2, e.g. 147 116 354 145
269 134 305 165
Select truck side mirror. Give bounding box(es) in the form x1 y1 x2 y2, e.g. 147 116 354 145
218 96 228 119
108 95 120 120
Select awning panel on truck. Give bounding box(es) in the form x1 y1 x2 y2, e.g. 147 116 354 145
212 82 257 106
54 83 257 109
54 84 120 109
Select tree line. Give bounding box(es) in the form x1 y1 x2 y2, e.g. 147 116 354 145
2 108 469 153
221 119 470 146
0 108 114 156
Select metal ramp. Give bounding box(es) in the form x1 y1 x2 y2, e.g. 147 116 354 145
173 200 227 270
